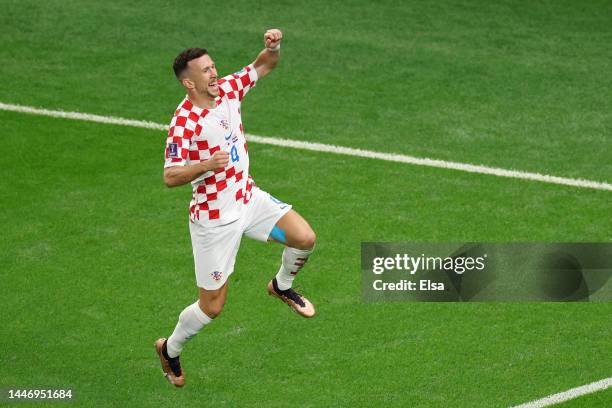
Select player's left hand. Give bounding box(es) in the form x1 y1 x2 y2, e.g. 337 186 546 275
264 29 282 49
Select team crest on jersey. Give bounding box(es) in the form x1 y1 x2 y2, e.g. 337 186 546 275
219 119 230 130
211 270 223 281
168 142 179 158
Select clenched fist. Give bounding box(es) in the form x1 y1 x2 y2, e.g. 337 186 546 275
264 29 282 50
206 150 230 171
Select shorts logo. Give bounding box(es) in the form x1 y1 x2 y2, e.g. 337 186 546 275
168 142 179 158
211 270 223 281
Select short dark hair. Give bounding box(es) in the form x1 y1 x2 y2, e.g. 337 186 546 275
173 47 208 79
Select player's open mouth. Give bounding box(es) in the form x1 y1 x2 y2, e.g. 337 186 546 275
208 81 218 89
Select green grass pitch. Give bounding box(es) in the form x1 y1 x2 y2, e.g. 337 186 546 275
1 1 611 407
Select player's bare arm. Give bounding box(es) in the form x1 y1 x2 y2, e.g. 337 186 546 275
163 151 229 187
253 28 283 78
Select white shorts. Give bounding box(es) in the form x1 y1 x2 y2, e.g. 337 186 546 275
189 186 292 290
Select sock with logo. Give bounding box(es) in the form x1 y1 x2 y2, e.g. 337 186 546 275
275 246 314 291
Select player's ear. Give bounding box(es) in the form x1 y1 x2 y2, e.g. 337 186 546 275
181 77 194 90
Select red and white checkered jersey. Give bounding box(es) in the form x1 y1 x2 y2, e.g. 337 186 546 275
164 64 259 225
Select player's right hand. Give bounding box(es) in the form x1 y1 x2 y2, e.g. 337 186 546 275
207 150 230 171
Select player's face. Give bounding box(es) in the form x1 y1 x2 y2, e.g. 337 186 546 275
186 54 219 98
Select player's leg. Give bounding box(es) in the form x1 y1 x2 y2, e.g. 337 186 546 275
269 209 316 249
242 188 317 317
157 288 221 387
269 209 316 290
166 282 228 358
265 209 316 317
198 281 229 318
156 220 241 387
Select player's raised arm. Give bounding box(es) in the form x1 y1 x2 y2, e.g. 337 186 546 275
252 28 283 79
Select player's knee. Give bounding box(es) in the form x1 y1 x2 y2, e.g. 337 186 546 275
206 306 223 319
198 299 225 319
295 228 316 250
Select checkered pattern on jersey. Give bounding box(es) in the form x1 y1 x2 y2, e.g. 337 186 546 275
164 99 220 167
191 175 256 221
218 64 258 101
235 175 255 204
163 65 259 223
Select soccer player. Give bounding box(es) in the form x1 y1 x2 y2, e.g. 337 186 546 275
154 29 317 388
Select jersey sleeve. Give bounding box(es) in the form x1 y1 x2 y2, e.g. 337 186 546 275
218 64 259 102
164 114 195 168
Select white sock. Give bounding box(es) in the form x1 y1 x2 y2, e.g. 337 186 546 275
166 301 212 358
275 246 314 290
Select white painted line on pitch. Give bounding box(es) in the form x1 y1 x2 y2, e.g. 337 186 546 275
0 102 167 131
510 377 612 408
2 101 612 192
